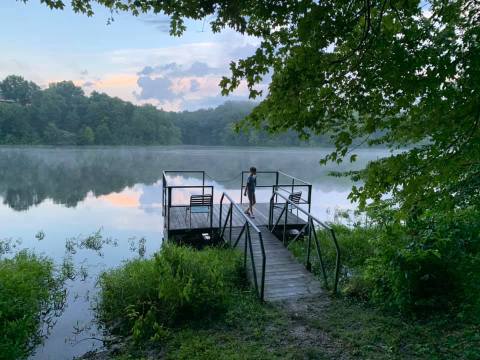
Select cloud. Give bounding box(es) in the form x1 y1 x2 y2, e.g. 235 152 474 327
69 31 269 110
135 75 178 101
138 66 155 76
140 16 171 33
137 61 223 78
229 43 258 60
190 79 200 92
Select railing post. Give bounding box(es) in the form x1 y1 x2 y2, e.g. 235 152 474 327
259 232 266 302
330 228 341 294
269 194 273 230
283 202 288 245
244 223 248 268
219 194 223 229
306 217 312 271
308 184 312 213
229 203 233 245
167 187 172 238
240 172 244 204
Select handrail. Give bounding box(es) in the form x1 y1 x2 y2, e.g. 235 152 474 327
269 190 341 294
162 168 212 237
219 192 266 301
239 170 312 212
273 191 331 230
278 170 311 186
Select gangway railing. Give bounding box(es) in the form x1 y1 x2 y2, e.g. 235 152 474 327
268 190 341 293
162 170 213 237
240 171 312 212
219 192 266 301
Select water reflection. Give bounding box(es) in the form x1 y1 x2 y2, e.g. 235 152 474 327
0 146 388 212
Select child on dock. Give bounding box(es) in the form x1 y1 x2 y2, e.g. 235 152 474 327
244 167 257 218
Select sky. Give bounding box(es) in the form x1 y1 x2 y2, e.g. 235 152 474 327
0 1 267 111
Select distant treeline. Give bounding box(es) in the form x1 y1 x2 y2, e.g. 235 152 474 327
0 75 329 146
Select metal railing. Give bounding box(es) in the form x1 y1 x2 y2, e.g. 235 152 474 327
219 192 266 301
240 171 312 212
268 190 341 293
162 170 213 237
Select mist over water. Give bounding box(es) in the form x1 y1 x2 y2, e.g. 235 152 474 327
0 146 389 359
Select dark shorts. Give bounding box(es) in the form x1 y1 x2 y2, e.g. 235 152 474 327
247 190 256 205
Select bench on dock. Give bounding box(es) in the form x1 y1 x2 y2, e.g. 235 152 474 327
185 194 213 228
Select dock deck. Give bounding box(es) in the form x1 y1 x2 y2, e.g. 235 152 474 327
166 202 306 233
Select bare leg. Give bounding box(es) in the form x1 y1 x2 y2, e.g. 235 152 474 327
250 193 256 218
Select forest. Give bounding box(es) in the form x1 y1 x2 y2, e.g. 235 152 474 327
0 75 323 146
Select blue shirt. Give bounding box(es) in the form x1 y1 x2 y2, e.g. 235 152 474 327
246 175 256 192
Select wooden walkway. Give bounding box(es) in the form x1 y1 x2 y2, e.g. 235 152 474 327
231 226 323 302
167 202 305 232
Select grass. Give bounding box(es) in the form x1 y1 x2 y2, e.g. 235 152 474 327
315 298 480 360
0 251 65 360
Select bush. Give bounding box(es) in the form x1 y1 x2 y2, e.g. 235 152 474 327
0 251 65 360
96 244 243 341
365 208 480 317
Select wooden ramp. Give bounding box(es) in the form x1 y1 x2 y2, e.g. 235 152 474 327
231 226 323 302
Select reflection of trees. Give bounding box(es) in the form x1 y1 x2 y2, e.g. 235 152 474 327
0 147 387 211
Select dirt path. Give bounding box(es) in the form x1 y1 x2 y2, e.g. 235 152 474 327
272 294 352 360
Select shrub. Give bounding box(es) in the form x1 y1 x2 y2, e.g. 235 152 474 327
96 244 243 341
95 257 158 336
0 251 65 359
365 208 480 317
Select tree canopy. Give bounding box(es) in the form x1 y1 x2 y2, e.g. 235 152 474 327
0 75 326 146
19 1 480 216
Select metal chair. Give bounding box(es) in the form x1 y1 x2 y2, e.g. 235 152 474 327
288 191 302 217
185 194 213 228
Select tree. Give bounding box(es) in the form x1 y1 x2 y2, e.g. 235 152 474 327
29 0 480 216
78 126 95 145
0 75 39 105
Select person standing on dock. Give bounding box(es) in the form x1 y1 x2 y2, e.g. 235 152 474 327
244 167 257 218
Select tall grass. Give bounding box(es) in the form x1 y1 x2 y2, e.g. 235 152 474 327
96 244 244 342
0 251 66 359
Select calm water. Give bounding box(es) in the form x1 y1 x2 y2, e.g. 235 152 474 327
0 146 389 359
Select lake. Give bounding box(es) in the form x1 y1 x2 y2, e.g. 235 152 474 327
0 146 388 359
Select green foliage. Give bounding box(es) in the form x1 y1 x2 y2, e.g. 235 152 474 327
318 297 480 360
96 244 243 342
0 251 65 360
365 208 480 316
0 75 333 147
0 77 182 146
0 75 39 105
155 243 243 323
97 257 158 337
78 126 95 145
